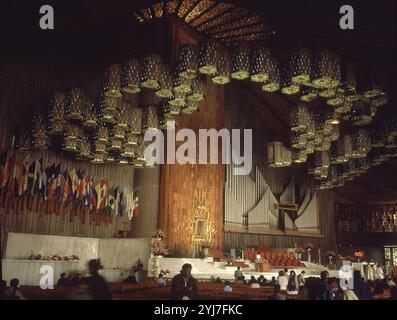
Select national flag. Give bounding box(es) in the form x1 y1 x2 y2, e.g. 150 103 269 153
62 170 71 203
68 168 77 197
89 178 98 211
117 191 124 217
26 161 36 194
76 170 85 202
17 158 28 196
53 164 62 200
132 189 139 217
36 158 44 192
1 149 16 188
105 187 116 214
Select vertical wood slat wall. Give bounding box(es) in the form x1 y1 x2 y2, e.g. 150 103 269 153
0 57 135 258
159 18 224 257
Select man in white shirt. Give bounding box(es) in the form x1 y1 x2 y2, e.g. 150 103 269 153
376 264 385 280
277 271 288 292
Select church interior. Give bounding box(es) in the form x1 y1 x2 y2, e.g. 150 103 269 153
0 0 397 301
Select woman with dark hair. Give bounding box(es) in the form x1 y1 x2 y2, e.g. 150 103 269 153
287 270 299 293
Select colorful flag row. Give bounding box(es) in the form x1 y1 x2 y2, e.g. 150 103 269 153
0 149 139 219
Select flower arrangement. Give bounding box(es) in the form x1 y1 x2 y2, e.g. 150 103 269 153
200 241 212 249
150 229 169 256
160 269 170 275
326 250 336 257
28 253 80 261
295 247 305 254
305 243 313 250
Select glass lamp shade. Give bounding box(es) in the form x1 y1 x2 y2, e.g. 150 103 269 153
329 141 338 164
370 128 385 148
291 132 307 149
103 64 122 98
314 151 330 169
300 86 318 102
173 75 192 95
99 95 120 124
168 91 186 108
329 124 340 141
76 136 93 160
281 65 300 95
312 49 341 89
32 113 49 150
65 88 85 121
182 100 200 114
300 116 315 140
125 132 139 146
142 105 159 131
91 151 106 164
115 101 130 130
48 92 66 135
324 110 341 125
354 157 370 173
130 107 143 135
140 54 162 89
262 56 280 92
268 141 284 167
121 143 136 158
110 126 127 141
352 129 372 158
82 99 98 129
288 47 312 85
351 101 372 126
122 58 141 94
316 137 331 152
337 135 353 163
18 128 32 151
109 137 123 152
177 44 199 79
250 47 271 83
230 46 250 80
291 104 309 133
155 64 174 99
198 39 221 76
314 166 329 180
187 78 206 102
370 92 389 108
291 150 307 163
327 87 347 107
62 124 83 152
159 114 177 130
313 111 330 135
93 140 108 154
302 140 315 155
211 46 231 85
95 125 109 143
162 102 181 117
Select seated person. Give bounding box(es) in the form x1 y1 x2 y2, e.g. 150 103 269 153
223 281 233 292
235 276 245 285
269 276 276 286
170 263 198 300
69 274 82 286
57 273 69 287
269 284 286 300
248 276 257 284
3 278 26 300
215 277 223 283
157 273 166 287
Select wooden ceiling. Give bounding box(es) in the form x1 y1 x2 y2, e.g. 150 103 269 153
1 0 397 203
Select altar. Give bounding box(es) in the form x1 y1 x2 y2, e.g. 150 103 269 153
255 262 272 272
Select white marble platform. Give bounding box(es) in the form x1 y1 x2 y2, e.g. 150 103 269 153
150 257 328 281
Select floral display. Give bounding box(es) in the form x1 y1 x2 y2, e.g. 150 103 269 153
28 254 80 261
150 229 169 256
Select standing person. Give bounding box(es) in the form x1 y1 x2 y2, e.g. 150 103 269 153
234 266 243 280
287 270 299 293
298 271 306 289
277 271 288 292
223 281 233 292
170 263 198 300
85 259 112 300
316 271 335 300
376 264 385 280
157 273 166 287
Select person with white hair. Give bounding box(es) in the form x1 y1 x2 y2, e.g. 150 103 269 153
376 263 385 280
